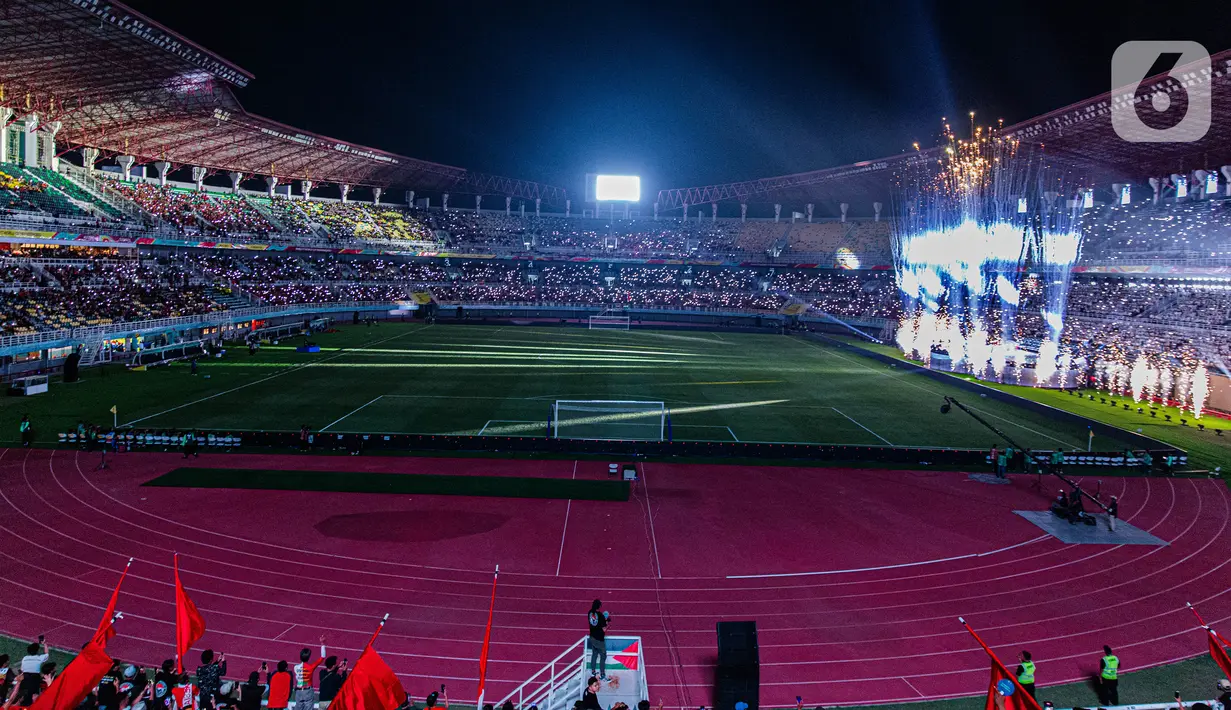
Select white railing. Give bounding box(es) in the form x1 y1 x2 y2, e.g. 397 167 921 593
497 637 646 710
498 637 587 710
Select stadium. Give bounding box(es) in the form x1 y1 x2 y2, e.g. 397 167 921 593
1 4 1230 710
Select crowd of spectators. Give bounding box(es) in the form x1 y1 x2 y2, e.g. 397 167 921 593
535 264 603 286
0 253 227 335
109 183 273 236
1080 199 1231 263
264 196 317 235
2 241 1227 380
0 165 97 220
427 212 740 257
1064 277 1231 328
431 283 786 310
290 200 437 243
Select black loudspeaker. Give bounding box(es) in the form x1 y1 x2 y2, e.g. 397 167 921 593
717 621 759 668
715 675 758 710
63 352 81 383
715 621 758 710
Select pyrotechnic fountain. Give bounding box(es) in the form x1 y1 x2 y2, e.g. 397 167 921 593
890 118 1087 386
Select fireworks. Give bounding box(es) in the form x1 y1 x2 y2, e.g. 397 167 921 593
1190 362 1209 418
891 119 1087 386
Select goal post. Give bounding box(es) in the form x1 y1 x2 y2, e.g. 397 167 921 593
589 314 630 330
551 400 666 441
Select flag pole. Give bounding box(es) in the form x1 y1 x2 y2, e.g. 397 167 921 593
1187 602 1209 627
1188 602 1231 647
174 553 182 673
365 613 390 649
90 612 124 647
97 558 132 639
959 618 1041 710
476 565 500 710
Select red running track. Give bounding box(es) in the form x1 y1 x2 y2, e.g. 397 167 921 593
0 448 1228 708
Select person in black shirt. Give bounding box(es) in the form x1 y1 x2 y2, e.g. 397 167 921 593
197 650 227 710
580 677 602 710
239 671 266 710
150 661 177 710
1216 679 1230 710
117 664 145 703
97 663 121 710
587 600 609 681
318 657 348 708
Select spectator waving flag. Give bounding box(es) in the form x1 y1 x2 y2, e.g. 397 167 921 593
960 619 1041 710
330 615 406 710
30 621 116 710
174 553 207 673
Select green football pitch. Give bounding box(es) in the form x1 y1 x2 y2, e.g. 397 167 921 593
2 322 1150 452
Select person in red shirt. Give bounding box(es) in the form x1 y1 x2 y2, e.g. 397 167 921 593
264 662 292 710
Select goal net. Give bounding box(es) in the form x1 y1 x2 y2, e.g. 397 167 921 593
589 314 630 330
551 400 667 441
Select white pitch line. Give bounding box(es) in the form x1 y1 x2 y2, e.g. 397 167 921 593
477 420 492 436
321 395 384 432
121 326 429 427
831 406 893 445
555 460 577 576
726 426 740 442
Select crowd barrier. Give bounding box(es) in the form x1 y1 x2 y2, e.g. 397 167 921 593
59 427 1187 469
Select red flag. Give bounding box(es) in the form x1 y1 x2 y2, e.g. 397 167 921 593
174 554 206 673
476 566 499 709
1206 628 1231 682
97 558 132 647
960 620 1041 710
29 637 113 710
330 618 406 710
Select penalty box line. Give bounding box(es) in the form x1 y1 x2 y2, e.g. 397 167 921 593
321 395 385 432
477 419 540 436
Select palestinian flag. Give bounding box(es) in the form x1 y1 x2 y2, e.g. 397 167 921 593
609 639 640 671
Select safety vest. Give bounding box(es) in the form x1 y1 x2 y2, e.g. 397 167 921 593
1101 655 1119 680
1018 661 1035 684
20 421 30 432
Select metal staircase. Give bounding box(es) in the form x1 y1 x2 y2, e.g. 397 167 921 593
77 340 112 367
499 636 646 710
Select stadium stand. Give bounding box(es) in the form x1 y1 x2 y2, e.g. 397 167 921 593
1080 199 1231 263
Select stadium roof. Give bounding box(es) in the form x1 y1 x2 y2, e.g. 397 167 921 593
658 48 1231 215
0 0 567 204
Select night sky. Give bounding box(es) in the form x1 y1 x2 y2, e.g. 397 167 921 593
125 0 1231 197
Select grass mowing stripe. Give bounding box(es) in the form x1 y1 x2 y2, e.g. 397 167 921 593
121 325 432 427
145 467 631 501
